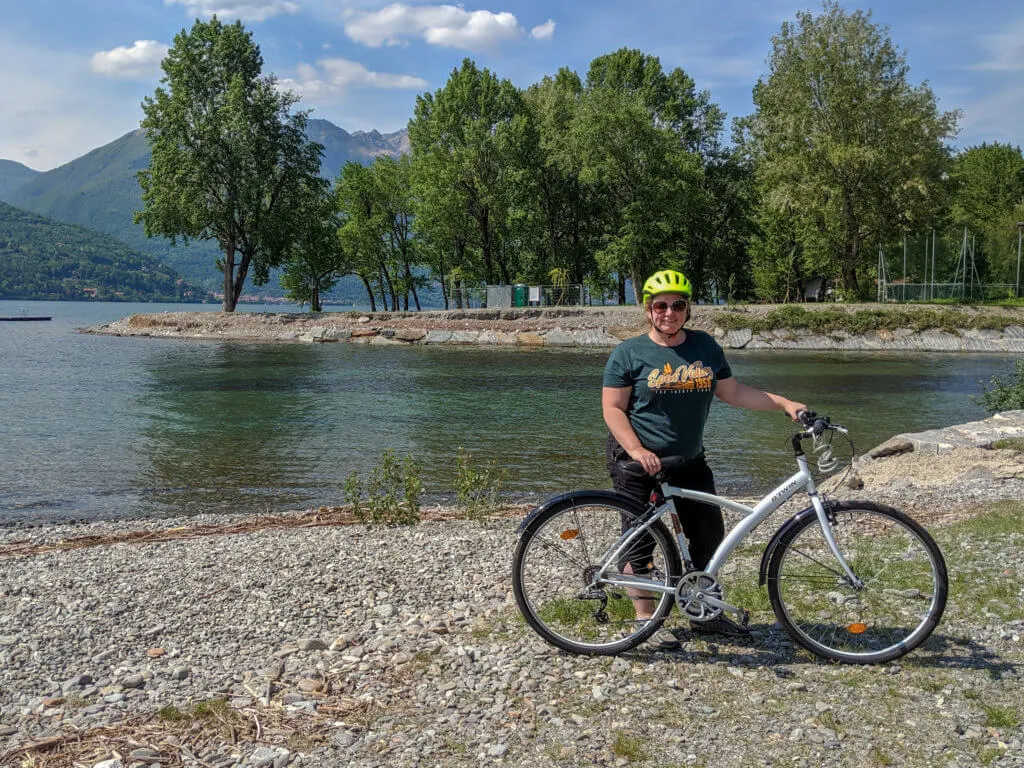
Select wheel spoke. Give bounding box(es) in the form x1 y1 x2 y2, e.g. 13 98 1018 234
767 504 946 664
513 500 681 655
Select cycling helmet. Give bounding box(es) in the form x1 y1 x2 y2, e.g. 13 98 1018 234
642 270 692 303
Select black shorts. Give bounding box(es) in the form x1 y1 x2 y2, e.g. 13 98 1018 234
606 434 725 572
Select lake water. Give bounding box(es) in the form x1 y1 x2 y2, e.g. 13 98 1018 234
0 299 1016 524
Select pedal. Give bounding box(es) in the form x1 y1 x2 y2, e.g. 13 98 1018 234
739 608 750 627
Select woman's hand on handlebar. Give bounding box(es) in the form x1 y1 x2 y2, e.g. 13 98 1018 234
781 399 808 421
628 448 662 476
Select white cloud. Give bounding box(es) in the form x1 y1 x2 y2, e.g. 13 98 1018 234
90 41 169 80
165 0 300 22
344 3 525 51
530 19 555 41
970 18 1024 71
0 37 148 170
280 58 427 101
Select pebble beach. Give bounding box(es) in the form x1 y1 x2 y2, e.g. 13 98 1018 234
2 420 1023 768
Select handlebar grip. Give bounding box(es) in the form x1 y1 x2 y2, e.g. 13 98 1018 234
797 409 816 426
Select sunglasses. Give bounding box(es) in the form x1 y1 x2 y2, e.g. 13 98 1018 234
650 299 689 314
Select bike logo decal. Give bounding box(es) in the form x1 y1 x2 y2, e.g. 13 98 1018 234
646 360 714 392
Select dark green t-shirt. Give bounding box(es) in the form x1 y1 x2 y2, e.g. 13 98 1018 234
602 330 732 459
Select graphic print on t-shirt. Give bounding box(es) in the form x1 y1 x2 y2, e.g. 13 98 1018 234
646 360 714 393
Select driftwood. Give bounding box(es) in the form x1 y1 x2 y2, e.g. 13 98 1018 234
0 504 530 559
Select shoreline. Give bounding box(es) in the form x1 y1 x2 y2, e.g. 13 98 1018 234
1 424 1022 767
83 304 1024 353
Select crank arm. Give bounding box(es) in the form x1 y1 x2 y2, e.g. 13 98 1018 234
696 593 748 624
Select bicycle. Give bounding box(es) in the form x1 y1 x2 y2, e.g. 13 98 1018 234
512 412 948 664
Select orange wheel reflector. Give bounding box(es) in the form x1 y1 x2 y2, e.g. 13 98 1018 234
560 529 580 540
847 622 868 634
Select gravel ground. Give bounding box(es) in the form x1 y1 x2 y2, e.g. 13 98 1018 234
2 452 1023 768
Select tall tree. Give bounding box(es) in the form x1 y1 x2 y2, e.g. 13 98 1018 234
950 143 1024 284
741 2 958 296
408 59 525 286
136 17 324 311
281 188 347 312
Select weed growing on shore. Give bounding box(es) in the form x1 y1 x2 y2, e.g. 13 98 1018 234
974 360 1024 413
455 447 508 518
345 450 422 526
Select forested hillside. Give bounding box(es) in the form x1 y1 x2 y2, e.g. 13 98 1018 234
0 202 210 302
0 121 408 289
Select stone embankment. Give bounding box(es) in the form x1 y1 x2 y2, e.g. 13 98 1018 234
1 413 1023 768
85 305 1024 352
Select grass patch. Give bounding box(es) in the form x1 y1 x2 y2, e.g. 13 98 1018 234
611 731 648 762
942 501 1024 538
990 437 1024 452
869 745 895 767
708 306 1021 335
982 703 1020 729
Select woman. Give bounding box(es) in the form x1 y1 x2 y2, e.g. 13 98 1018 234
602 269 806 648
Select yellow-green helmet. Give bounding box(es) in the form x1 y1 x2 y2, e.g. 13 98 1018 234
642 270 692 303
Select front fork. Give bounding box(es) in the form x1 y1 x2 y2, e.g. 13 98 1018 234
810 494 864 589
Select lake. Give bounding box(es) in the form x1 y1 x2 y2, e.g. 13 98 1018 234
0 299 1016 524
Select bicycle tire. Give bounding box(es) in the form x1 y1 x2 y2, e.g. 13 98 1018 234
766 501 947 664
513 495 682 656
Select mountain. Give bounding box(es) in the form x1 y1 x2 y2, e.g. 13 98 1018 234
1 120 409 290
0 160 41 197
0 201 211 302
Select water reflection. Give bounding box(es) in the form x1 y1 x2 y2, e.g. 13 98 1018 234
135 343 327 515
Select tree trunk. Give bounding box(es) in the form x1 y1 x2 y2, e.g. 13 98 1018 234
617 273 626 305
222 240 236 312
311 287 321 313
480 206 493 284
404 262 422 311
360 273 376 312
231 252 251 312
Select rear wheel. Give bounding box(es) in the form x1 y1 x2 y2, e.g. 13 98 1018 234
513 495 682 655
767 501 947 664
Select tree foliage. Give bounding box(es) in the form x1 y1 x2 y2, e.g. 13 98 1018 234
950 143 1024 285
741 2 958 298
137 17 325 311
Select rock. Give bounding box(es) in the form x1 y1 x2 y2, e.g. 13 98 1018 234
394 328 427 342
297 637 328 651
488 743 509 757
121 674 145 689
542 328 575 347
170 667 190 681
324 328 352 340
516 332 545 346
146 647 165 658
297 678 324 693
449 331 480 344
248 746 290 768
867 437 914 459
722 328 753 349
63 673 93 691
423 331 453 344
333 730 358 748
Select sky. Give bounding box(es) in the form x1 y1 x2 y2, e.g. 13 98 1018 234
1 0 1023 172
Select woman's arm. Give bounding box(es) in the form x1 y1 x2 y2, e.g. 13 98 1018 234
715 377 805 420
602 386 662 474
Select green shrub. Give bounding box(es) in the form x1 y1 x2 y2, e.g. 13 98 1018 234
455 447 507 518
975 360 1024 413
348 450 422 526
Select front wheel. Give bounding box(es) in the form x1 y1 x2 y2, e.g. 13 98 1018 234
513 495 682 655
767 501 947 664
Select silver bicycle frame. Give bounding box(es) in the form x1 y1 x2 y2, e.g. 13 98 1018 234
597 453 862 597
